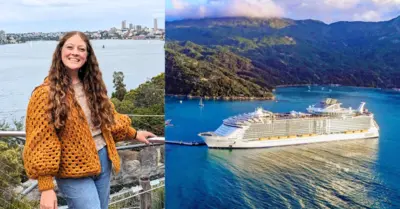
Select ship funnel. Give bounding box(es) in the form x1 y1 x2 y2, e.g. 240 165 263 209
357 102 366 113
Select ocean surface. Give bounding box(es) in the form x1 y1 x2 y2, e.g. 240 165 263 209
0 40 164 123
165 86 400 209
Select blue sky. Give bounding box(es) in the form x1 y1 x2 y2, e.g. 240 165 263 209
0 0 165 33
166 0 400 23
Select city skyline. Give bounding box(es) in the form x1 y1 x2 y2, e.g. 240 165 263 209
0 0 165 33
1 19 164 34
166 0 400 23
120 18 159 31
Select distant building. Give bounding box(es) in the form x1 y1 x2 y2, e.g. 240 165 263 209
136 25 142 31
154 18 158 31
129 23 133 30
8 36 16 44
0 30 6 44
109 27 117 34
122 20 126 29
154 30 163 35
91 32 101 39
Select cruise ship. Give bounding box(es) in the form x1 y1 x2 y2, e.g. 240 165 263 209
198 98 379 148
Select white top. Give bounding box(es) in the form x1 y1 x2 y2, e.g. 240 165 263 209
73 82 106 151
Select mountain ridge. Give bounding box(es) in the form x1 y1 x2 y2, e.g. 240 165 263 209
166 15 400 25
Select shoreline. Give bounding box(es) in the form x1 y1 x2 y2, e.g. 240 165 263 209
275 84 341 88
0 38 165 46
166 94 275 101
166 85 400 101
274 84 400 90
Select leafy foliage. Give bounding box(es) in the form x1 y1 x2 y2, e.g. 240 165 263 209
0 120 39 209
111 73 165 136
0 141 24 189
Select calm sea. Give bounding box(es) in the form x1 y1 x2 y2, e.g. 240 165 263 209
0 40 164 123
166 86 400 208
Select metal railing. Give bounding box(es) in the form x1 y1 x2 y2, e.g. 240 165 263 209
0 130 165 144
0 131 26 137
0 131 165 209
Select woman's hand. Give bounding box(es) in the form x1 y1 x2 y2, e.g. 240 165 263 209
40 189 58 209
135 131 156 145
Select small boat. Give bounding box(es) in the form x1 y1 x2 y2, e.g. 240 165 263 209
165 119 173 126
102 45 105 48
199 98 204 107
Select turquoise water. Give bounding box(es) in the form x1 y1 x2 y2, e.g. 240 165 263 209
166 86 400 208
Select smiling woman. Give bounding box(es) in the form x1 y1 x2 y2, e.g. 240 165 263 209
22 31 155 209
61 35 88 73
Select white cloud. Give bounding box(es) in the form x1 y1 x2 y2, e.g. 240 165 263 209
0 0 164 23
269 0 399 23
371 0 400 5
20 0 90 7
0 0 165 32
300 2 309 7
167 0 284 19
171 0 189 10
228 0 285 18
353 10 382 21
165 0 398 23
324 0 360 9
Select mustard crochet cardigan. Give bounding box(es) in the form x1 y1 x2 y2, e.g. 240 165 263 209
23 84 137 191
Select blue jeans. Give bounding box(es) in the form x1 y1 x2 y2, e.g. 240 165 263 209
56 147 112 209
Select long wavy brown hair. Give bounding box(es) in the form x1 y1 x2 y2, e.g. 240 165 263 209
47 31 115 130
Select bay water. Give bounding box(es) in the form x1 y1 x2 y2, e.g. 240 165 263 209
166 86 400 208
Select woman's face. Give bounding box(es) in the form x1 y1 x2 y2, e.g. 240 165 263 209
61 34 88 71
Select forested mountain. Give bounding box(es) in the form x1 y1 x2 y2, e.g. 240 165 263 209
165 16 400 97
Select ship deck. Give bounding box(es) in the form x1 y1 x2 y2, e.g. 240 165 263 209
223 111 373 128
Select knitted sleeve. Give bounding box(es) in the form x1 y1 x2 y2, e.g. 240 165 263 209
23 86 61 192
110 102 137 142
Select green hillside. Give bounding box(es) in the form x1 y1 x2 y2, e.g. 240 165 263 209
165 16 400 97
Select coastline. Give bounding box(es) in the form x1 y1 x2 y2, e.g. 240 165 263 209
166 84 400 102
275 84 341 87
166 94 275 101
0 38 165 46
274 84 400 91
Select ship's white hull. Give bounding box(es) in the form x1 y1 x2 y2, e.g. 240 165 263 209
200 127 379 149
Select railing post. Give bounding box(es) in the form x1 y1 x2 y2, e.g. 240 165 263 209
139 146 157 209
139 176 151 209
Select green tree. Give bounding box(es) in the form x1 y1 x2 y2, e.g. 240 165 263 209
112 71 127 101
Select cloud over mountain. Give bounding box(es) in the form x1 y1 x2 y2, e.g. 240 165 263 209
166 0 399 23
167 0 284 19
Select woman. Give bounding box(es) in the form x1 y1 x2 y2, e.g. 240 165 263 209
23 31 155 209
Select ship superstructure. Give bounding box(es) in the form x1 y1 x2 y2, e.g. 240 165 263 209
199 98 379 148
